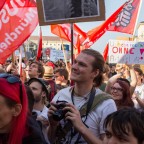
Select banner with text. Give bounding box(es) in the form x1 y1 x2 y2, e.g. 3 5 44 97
109 40 144 64
50 49 70 62
0 0 38 64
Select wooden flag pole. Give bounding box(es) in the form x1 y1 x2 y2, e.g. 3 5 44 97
61 39 68 71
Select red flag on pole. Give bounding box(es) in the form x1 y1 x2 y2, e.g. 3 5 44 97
0 0 38 64
83 0 140 48
103 43 109 61
51 24 87 49
36 27 42 61
51 24 70 41
0 0 6 10
108 0 141 34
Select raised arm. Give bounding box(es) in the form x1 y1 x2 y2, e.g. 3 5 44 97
105 73 121 94
126 65 137 96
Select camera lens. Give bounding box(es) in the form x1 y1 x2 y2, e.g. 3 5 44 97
52 101 68 121
53 109 65 121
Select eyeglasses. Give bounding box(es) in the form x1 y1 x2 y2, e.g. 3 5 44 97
0 73 22 103
111 86 123 92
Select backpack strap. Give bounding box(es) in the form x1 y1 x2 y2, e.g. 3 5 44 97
80 92 112 117
55 92 112 143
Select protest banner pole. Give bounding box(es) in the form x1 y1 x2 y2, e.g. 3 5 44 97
133 0 142 38
11 52 15 64
61 39 68 71
71 23 74 64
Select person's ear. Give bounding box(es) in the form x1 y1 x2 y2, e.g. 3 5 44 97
92 69 100 79
42 91 46 98
12 104 22 117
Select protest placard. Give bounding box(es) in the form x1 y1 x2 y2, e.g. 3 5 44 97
109 40 144 64
50 49 70 62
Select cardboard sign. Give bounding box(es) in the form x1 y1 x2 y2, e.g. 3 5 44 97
36 0 105 25
50 49 70 62
109 40 144 64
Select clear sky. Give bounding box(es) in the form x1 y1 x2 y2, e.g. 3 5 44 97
32 0 144 54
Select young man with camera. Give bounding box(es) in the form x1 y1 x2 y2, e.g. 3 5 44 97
48 49 117 144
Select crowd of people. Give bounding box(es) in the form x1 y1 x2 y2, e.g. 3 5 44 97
0 49 144 144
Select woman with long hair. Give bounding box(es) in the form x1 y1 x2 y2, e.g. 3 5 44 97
0 73 46 144
110 79 134 109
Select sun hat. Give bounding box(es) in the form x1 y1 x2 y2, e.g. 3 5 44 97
44 66 54 78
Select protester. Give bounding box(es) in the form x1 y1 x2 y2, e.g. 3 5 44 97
132 67 144 110
99 63 110 91
103 108 144 144
43 66 57 102
0 73 45 144
28 61 45 79
110 79 134 109
54 68 70 92
109 64 117 77
27 78 50 143
24 85 47 144
48 49 117 144
105 64 137 96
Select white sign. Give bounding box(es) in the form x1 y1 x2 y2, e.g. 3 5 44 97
50 49 70 62
15 46 25 58
109 40 144 64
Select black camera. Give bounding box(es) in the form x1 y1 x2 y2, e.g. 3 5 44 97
52 101 68 121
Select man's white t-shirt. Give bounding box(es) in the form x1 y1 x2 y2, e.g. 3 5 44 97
52 87 117 144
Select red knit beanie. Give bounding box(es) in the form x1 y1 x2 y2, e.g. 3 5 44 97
0 78 28 144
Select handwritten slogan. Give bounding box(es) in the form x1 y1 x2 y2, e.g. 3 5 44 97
109 40 144 64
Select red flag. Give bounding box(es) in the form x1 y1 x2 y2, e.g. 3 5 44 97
51 24 70 41
0 0 38 64
74 34 81 57
0 0 6 10
51 24 87 49
36 27 42 61
83 0 140 48
103 43 109 61
108 0 140 34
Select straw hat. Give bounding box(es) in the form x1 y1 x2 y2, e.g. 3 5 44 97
44 66 54 77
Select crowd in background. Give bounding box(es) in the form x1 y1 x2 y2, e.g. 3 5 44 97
0 51 144 144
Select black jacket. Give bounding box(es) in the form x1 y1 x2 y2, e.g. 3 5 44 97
23 116 47 144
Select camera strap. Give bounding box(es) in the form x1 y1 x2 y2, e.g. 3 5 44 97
55 90 112 144
71 86 96 120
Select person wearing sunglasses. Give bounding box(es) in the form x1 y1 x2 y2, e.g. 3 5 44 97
0 73 46 144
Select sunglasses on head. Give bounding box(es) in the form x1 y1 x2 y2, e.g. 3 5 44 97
0 73 23 103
